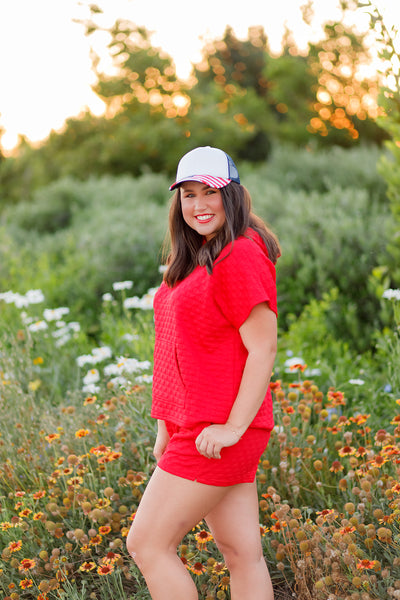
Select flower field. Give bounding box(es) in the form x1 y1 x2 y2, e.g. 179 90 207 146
1 283 400 600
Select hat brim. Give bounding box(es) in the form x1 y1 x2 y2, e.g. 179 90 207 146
169 175 231 191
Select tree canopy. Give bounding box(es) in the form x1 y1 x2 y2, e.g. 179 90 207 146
0 3 387 208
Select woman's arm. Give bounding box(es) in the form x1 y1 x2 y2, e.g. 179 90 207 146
195 302 277 459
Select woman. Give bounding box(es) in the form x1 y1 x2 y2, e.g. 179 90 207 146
127 146 280 600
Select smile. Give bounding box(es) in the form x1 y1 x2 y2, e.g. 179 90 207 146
195 214 214 223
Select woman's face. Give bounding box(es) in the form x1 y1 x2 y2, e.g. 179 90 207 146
180 181 226 241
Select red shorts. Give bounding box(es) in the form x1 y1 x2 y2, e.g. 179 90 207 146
157 421 271 487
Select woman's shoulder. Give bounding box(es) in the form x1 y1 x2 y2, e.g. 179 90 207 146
218 228 269 264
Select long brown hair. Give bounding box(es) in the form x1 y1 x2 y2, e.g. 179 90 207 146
162 182 280 287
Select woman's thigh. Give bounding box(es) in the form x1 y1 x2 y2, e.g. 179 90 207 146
205 480 263 561
126 466 232 553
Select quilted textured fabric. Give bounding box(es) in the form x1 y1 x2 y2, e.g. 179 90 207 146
151 228 277 428
157 421 272 486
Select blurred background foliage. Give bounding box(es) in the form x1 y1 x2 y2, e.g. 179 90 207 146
0 1 388 206
0 0 399 362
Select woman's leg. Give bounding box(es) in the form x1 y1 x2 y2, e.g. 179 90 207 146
205 480 274 600
126 466 230 600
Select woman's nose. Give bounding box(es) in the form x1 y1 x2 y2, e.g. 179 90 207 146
194 195 206 210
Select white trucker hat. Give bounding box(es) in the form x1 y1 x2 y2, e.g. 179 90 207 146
169 146 240 191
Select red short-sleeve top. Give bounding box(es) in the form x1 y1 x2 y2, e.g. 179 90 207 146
151 228 277 429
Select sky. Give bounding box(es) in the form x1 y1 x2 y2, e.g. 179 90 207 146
0 0 397 152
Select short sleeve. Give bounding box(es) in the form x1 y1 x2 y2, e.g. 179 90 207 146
212 236 277 329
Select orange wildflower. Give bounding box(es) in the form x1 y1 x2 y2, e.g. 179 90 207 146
330 460 344 473
358 426 372 436
379 514 395 524
33 512 44 520
270 520 287 532
97 564 114 575
83 395 97 405
270 381 282 391
89 535 103 546
355 446 367 457
194 529 213 548
99 525 112 535
327 390 345 406
33 490 46 500
102 552 122 565
382 445 400 457
79 561 96 572
357 559 376 570
96 413 109 424
338 446 356 457
213 561 227 574
18 558 36 572
219 575 230 590
190 562 206 575
290 363 307 372
326 426 341 434
375 429 388 444
391 482 400 494
19 508 32 518
128 384 145 393
109 451 122 460
349 414 370 425
315 509 337 522
90 445 111 456
15 491 26 497
45 433 60 443
19 579 33 589
371 455 388 468
67 476 83 487
8 540 22 553
96 498 111 508
75 428 90 438
339 526 356 534
131 472 147 486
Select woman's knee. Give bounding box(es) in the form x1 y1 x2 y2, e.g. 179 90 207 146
216 538 263 571
126 526 150 569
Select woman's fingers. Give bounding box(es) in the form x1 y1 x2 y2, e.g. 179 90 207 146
195 431 222 459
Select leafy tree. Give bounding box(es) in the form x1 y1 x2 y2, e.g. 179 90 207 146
361 1 400 286
0 5 389 208
263 42 316 145
306 2 386 145
194 25 269 96
191 26 277 160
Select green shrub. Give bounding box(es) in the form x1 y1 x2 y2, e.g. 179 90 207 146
243 143 388 202
0 146 390 351
0 175 169 327
251 182 391 351
3 177 88 234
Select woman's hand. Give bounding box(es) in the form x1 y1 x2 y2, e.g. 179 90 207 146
153 421 170 462
195 424 241 460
